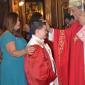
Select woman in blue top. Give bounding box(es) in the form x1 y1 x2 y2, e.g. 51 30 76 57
0 28 3 84
0 12 35 85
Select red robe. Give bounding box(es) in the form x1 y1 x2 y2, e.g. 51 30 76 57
69 24 85 85
24 45 56 85
69 36 85 85
53 21 82 85
53 29 68 85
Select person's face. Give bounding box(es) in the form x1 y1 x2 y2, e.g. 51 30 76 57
65 18 70 25
79 12 85 25
70 7 81 19
36 25 48 39
24 24 30 32
69 18 74 25
14 18 20 30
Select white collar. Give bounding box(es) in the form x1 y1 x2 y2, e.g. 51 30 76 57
32 35 44 44
27 35 45 48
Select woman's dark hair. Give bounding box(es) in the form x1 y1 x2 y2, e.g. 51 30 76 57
3 12 18 31
30 20 46 34
3 12 22 37
0 28 3 36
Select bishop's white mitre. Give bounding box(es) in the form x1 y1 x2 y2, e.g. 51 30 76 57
69 0 85 8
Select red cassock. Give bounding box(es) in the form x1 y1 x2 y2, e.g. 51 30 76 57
53 21 82 85
24 45 56 85
68 23 85 85
69 36 85 85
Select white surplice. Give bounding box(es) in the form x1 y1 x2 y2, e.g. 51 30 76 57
77 25 85 65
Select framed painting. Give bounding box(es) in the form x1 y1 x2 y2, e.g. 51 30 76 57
25 0 44 22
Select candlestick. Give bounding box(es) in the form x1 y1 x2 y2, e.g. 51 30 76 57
81 0 84 11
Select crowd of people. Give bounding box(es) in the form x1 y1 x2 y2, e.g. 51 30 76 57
0 1 85 85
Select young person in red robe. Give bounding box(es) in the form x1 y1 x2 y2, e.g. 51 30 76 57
24 20 58 85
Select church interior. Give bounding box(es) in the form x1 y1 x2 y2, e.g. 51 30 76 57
0 0 85 85
0 0 69 29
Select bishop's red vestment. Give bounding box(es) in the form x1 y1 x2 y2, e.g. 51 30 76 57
53 21 82 85
69 25 85 85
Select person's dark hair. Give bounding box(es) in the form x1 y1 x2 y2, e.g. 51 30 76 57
64 13 71 20
30 20 46 34
0 28 3 36
3 12 18 32
3 12 22 37
29 12 42 25
70 15 74 20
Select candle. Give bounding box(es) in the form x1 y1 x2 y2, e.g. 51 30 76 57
81 0 84 12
